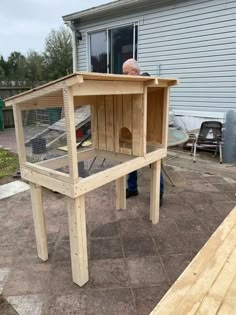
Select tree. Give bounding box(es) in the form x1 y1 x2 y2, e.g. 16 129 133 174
26 50 44 82
43 26 73 80
7 52 27 80
0 56 7 80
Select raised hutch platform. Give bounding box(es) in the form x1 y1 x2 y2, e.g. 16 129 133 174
5 72 178 286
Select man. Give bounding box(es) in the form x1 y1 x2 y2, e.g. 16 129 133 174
122 58 164 206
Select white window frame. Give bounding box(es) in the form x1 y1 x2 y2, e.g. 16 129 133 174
87 21 139 72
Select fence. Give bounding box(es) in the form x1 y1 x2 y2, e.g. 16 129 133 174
0 81 45 128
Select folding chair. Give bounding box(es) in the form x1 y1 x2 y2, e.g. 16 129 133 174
191 121 223 163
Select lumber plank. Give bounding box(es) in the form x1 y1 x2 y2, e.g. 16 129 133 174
116 176 126 210
63 87 78 179
21 167 74 197
29 183 48 261
105 95 114 152
114 95 123 153
91 103 98 149
71 80 144 96
162 87 170 148
67 195 89 286
174 225 236 314
196 244 236 314
132 94 144 156
97 95 106 151
217 272 236 315
13 104 26 165
150 160 161 224
150 206 236 315
25 162 73 183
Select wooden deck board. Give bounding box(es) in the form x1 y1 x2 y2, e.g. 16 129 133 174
150 206 236 315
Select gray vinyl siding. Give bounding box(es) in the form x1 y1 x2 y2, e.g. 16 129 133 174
76 0 236 114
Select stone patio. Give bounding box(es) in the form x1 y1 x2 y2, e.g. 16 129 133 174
0 128 236 315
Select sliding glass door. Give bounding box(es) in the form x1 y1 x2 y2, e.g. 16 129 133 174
89 24 138 74
90 31 108 73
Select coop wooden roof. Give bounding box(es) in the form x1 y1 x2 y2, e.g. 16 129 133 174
4 72 178 108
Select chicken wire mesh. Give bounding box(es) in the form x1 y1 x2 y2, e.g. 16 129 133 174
22 105 92 175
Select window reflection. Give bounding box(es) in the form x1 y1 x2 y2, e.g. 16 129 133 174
90 25 138 74
90 31 107 73
109 25 137 74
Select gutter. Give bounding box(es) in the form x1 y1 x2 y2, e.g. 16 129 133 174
62 0 147 21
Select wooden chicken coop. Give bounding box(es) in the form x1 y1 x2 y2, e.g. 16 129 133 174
5 72 178 286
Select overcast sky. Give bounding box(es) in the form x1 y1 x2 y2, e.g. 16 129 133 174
0 0 114 59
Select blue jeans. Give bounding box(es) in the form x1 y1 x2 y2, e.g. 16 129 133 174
128 170 164 194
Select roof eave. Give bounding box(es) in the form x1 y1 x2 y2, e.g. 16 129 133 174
62 0 144 22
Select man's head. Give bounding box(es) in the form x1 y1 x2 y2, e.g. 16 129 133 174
122 58 140 76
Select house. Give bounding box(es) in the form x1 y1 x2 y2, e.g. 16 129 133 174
63 0 236 131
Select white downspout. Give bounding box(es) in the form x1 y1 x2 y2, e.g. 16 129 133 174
65 21 78 72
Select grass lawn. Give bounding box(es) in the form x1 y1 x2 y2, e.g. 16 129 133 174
0 148 19 178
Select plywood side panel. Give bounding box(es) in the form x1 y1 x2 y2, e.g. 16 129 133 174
96 95 106 151
105 95 114 152
147 88 164 144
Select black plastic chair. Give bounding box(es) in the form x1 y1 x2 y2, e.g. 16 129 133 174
191 121 223 163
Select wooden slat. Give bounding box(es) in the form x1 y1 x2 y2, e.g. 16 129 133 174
63 87 78 180
29 183 48 261
143 88 147 155
71 80 144 96
150 206 236 315
132 94 144 156
196 244 236 314
67 195 88 286
25 162 72 183
77 72 178 86
13 104 26 165
162 87 170 148
175 225 236 315
97 95 106 151
105 95 114 152
77 71 153 82
217 272 236 315
91 103 98 149
114 95 123 153
21 167 74 197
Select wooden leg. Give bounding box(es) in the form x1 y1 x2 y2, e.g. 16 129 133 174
116 176 126 210
150 160 161 224
29 183 48 261
67 195 89 286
